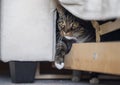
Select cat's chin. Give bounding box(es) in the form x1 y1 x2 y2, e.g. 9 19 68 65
55 62 64 70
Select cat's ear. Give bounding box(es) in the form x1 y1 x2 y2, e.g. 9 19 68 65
55 0 65 16
57 5 65 16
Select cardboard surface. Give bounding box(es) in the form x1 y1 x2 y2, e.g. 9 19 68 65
64 42 120 75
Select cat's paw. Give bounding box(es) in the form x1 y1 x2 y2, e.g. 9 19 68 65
89 78 99 84
55 62 64 70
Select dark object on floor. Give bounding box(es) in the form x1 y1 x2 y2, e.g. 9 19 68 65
9 61 37 83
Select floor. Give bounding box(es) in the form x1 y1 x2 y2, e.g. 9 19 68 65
0 72 120 85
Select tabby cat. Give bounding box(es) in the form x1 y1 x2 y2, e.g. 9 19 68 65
55 5 95 82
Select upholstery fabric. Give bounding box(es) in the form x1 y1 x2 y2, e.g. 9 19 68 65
59 0 120 20
1 0 56 62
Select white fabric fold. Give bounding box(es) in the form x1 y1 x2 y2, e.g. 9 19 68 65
59 0 120 20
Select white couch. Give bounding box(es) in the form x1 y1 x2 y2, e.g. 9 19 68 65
0 0 57 83
1 0 56 62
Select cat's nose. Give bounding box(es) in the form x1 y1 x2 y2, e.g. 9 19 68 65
64 29 69 33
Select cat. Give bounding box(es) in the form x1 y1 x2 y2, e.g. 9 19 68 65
55 5 95 82
55 5 95 69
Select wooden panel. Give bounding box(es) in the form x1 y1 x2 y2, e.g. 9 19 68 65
100 19 120 35
64 42 120 75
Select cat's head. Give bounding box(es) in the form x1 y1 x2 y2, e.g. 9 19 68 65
56 4 95 41
58 14 86 38
57 10 89 40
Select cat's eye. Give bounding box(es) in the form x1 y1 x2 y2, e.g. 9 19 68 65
72 23 79 29
59 21 64 25
58 21 65 30
59 21 65 25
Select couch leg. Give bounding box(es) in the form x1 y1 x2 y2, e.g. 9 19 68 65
9 61 37 83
